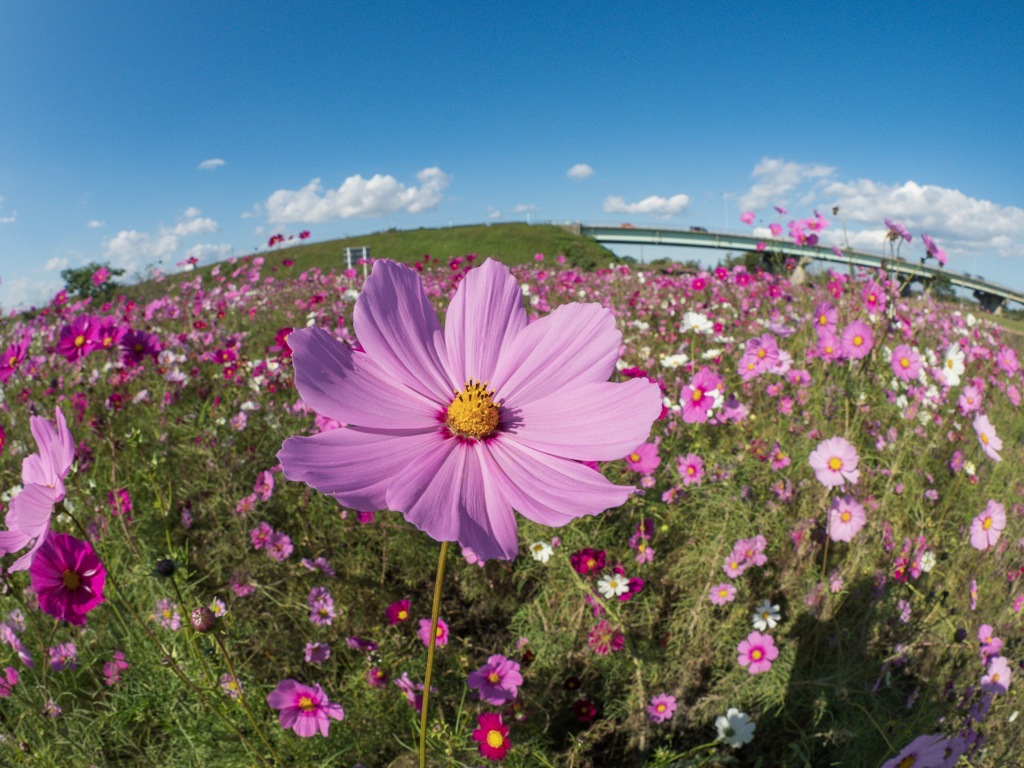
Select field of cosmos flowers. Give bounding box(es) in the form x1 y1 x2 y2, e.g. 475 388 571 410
0 211 1021 768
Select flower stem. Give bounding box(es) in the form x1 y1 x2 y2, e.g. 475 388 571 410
419 540 448 768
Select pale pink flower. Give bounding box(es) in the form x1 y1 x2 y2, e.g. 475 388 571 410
969 500 1005 551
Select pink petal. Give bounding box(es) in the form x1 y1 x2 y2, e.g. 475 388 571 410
353 260 453 400
289 327 441 429
510 378 662 461
278 427 440 512
386 439 519 561
444 259 528 386
487 437 636 528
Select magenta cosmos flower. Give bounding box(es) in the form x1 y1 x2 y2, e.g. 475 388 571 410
890 344 922 382
29 533 106 626
647 693 677 723
467 654 523 705
737 631 778 674
970 500 1006 551
278 259 662 561
880 733 949 768
0 407 75 571
266 679 344 737
808 437 860 488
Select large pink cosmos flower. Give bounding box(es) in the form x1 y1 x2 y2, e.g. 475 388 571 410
29 532 106 626
827 494 866 543
266 679 344 737
681 366 723 423
278 259 662 561
737 631 778 674
0 407 75 571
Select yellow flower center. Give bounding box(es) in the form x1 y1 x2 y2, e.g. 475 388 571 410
74 334 86 348
900 357 910 368
751 649 763 661
757 349 766 359
981 433 989 445
486 730 504 749
828 457 842 471
691 388 704 402
397 609 408 620
656 703 666 712
853 335 863 346
487 672 501 684
629 453 641 462
818 314 827 325
298 695 316 712
446 380 500 439
983 517 993 530
61 569 81 591
841 511 851 523
896 756 916 768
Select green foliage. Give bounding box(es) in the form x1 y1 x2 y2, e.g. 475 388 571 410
60 261 125 301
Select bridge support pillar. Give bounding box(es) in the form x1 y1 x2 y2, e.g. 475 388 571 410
973 291 1006 315
788 256 813 285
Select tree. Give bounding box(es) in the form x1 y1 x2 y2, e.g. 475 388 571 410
60 262 126 301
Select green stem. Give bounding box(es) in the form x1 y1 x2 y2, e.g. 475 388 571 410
419 540 449 768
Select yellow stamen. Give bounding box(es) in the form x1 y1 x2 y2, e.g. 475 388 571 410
298 695 316 712
828 457 842 471
486 730 504 749
61 569 81 591
446 380 500 439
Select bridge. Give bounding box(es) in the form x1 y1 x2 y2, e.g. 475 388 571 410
574 223 1024 313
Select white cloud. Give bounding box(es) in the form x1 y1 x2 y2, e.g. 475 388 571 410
199 158 225 170
264 167 450 224
86 219 105 228
514 203 539 213
170 217 218 237
567 163 595 180
103 212 222 272
0 196 15 224
44 257 69 271
603 193 690 217
739 157 836 211
486 207 502 220
0 274 64 312
183 206 202 219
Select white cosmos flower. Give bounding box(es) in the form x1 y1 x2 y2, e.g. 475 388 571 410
529 541 553 563
681 311 714 334
596 574 630 599
715 708 756 748
942 344 966 386
659 353 690 369
751 600 781 632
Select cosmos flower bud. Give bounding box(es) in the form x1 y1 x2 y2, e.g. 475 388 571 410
190 606 217 633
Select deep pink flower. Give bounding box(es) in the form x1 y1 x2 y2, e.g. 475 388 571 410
678 453 704 486
570 548 606 575
890 344 921 382
0 667 18 698
120 329 161 366
647 693 677 723
56 315 102 362
861 281 886 314
740 211 755 225
587 619 624 655
681 367 723 423
418 617 449 647
884 217 912 243
808 437 860 488
0 408 75 571
278 259 662 561
623 442 660 475
29 533 106 626
467 654 523 705
472 711 511 761
386 599 411 625
737 631 778 674
0 331 31 383
970 500 1006 551
266 679 344 737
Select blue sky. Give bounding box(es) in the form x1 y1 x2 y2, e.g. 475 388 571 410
1 1 1022 309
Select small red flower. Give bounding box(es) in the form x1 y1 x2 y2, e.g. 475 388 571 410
472 712 511 760
573 698 598 723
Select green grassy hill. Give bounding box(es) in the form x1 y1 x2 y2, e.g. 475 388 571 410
262 222 620 272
